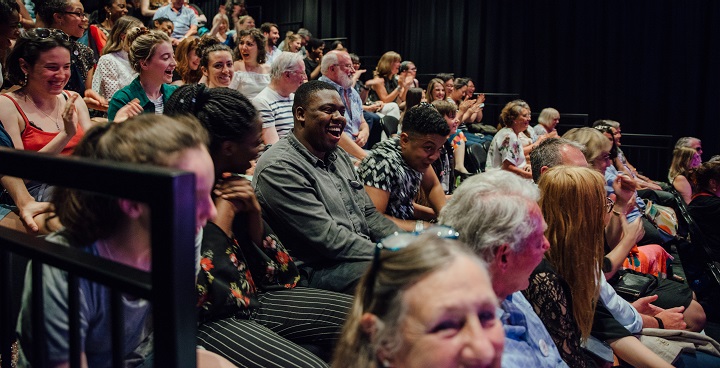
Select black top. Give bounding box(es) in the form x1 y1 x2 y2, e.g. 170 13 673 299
523 258 631 368
688 193 720 260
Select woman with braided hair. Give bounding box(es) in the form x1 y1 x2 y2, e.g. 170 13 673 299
165 84 352 367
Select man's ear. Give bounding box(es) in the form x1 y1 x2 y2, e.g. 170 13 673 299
494 243 511 271
539 165 549 178
117 199 146 219
295 106 306 127
399 132 410 147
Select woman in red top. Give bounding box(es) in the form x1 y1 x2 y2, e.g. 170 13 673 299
0 28 93 156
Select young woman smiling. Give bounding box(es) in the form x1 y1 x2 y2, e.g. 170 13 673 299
107 27 178 122
196 36 234 88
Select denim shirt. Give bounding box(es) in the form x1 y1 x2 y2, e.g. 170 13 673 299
500 292 568 368
253 132 398 267
319 75 364 137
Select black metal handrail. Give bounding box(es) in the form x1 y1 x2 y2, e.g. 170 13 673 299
0 147 197 368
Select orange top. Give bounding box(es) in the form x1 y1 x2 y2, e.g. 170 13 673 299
2 93 84 155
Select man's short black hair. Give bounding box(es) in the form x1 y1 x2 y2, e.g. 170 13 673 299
402 103 450 137
293 80 339 114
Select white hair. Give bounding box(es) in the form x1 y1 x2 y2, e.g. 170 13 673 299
270 51 304 80
438 170 541 261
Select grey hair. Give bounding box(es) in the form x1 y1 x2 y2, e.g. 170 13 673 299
297 28 312 38
675 136 700 149
320 50 341 75
537 108 560 125
592 119 620 129
438 171 540 262
530 137 585 183
270 51 304 80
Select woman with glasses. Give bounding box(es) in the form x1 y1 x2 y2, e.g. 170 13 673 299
526 165 674 368
230 28 270 99
107 27 177 122
332 232 504 368
36 0 109 112
166 84 353 367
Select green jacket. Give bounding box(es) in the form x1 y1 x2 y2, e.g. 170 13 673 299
107 77 178 121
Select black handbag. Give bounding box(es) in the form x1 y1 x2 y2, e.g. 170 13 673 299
614 269 658 301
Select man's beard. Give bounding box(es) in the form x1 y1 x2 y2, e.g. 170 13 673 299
337 73 353 89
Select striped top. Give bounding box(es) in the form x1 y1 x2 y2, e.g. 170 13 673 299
252 87 294 140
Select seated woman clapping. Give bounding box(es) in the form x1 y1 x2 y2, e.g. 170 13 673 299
166 84 353 367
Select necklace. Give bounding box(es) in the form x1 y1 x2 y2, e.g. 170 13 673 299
25 94 61 131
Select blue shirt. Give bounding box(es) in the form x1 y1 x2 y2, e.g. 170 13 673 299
604 165 645 223
319 76 364 137
153 5 197 39
500 292 568 368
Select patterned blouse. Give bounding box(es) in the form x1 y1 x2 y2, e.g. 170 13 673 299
67 41 96 96
358 137 423 220
486 127 527 170
196 220 299 323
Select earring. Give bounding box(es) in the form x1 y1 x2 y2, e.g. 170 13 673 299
21 73 27 87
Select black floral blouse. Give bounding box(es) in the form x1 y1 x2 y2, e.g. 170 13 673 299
67 41 96 96
196 219 299 323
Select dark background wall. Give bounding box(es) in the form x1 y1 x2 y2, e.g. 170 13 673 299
199 0 720 178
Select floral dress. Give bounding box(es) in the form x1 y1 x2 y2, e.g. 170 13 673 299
196 218 299 323
486 127 527 170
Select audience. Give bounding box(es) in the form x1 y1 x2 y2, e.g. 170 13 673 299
151 16 173 36
166 84 353 367
3 4 716 366
319 50 370 160
252 51 305 145
152 0 197 45
281 31 302 53
366 51 405 120
230 28 270 99
172 36 202 85
260 22 280 64
253 80 398 293
533 107 560 137
91 16 142 102
439 170 567 367
332 233 504 368
196 35 233 88
425 78 446 102
358 103 448 231
304 37 324 80
36 0 108 111
107 28 178 121
486 100 533 179
669 146 702 204
527 165 674 368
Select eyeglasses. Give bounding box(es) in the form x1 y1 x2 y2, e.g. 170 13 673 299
28 28 71 42
605 197 615 213
334 63 354 69
62 11 88 19
363 226 460 308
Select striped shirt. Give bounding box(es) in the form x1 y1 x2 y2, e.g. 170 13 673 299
252 87 294 140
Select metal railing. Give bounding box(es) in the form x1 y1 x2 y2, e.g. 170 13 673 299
0 148 198 368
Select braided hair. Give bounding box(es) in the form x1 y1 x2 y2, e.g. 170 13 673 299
165 84 258 155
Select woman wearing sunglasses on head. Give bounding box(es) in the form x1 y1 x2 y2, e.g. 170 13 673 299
0 28 92 157
332 232 504 368
35 0 109 112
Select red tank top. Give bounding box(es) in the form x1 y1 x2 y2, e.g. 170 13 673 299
2 92 84 155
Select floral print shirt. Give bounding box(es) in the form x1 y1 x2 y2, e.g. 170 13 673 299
196 220 299 323
486 127 527 170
